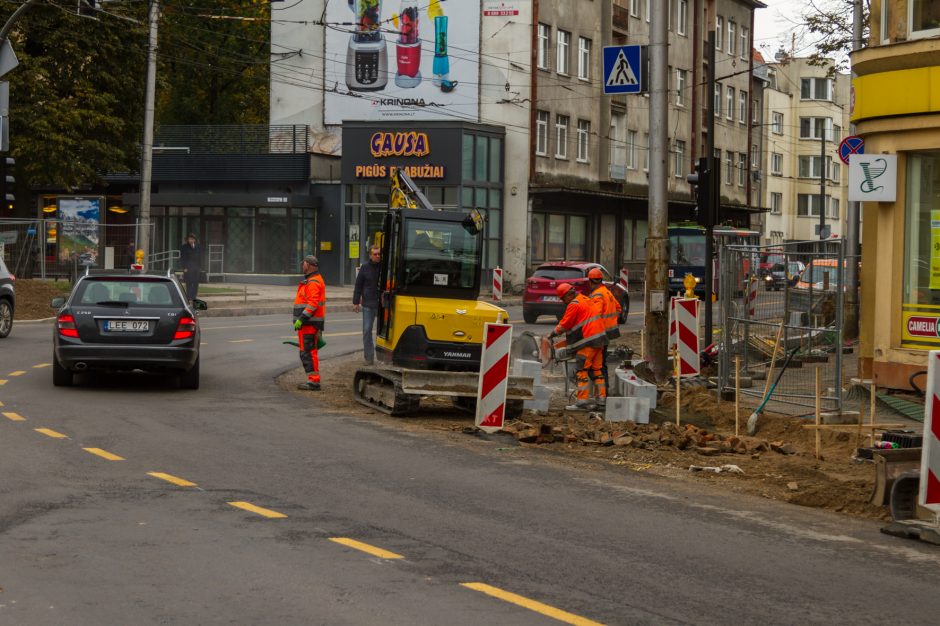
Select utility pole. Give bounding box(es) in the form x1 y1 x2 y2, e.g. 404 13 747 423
819 128 827 240
645 0 669 379
138 0 159 263
844 0 864 339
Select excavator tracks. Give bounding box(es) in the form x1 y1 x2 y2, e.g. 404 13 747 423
353 368 421 416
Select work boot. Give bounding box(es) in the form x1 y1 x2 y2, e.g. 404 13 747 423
297 381 321 391
594 397 606 408
565 399 595 411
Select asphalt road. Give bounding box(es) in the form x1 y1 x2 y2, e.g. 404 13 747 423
1 310 940 625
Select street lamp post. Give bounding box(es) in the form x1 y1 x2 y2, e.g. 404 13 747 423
137 0 159 264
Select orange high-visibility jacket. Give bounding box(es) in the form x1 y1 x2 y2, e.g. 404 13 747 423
554 293 606 350
293 272 326 330
590 284 622 341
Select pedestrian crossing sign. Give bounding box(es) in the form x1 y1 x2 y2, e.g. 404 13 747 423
603 45 641 95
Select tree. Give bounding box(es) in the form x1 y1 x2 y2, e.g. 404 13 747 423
796 0 870 74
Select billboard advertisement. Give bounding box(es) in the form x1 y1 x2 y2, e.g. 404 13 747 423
58 197 101 266
324 0 480 124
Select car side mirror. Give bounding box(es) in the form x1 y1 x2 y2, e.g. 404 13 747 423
51 297 65 308
192 298 208 311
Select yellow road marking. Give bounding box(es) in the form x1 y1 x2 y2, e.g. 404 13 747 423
228 339 254 344
0 400 4 406
0 380 7 386
460 583 605 626
8 371 26 377
148 472 197 487
83 447 125 461
329 537 404 560
33 363 51 369
227 501 287 519
35 428 68 439
3 412 26 421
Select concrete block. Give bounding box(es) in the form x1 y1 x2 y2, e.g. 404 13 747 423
605 396 650 424
523 385 550 412
617 372 657 409
821 410 860 425
513 359 542 386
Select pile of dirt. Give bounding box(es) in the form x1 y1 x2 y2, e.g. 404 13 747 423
9 279 72 321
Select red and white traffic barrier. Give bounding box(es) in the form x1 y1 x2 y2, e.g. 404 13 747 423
617 267 629 293
746 275 758 317
669 297 700 377
476 322 513 433
920 351 940 511
492 266 503 303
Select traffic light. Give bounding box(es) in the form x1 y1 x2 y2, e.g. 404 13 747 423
0 157 12 211
686 157 720 227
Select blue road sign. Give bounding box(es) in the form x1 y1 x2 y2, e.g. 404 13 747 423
603 45 641 95
839 135 864 165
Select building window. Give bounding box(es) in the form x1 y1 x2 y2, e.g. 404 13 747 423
798 155 825 178
646 0 650 22
728 21 736 55
751 144 759 169
771 192 782 214
832 161 841 183
548 214 566 259
568 215 587 259
797 194 834 217
555 114 569 159
676 69 687 106
741 27 749 59
674 140 686 178
536 111 549 155
800 117 833 140
739 90 747 123
557 30 570 75
537 23 550 69
725 85 734 120
910 1 940 39
752 98 760 126
881 0 892 43
714 82 721 117
724 150 733 185
677 0 688 36
771 152 783 176
577 120 590 163
578 37 591 80
738 153 747 186
630 0 639 18
609 117 623 168
643 132 650 172
627 129 638 170
800 77 833 101
772 111 784 134
716 16 724 50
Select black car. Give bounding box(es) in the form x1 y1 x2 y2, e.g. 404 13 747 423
762 261 805 291
51 272 207 388
0 256 14 339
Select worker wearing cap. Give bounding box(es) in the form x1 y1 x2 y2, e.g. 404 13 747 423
548 282 607 410
293 255 326 390
588 267 623 383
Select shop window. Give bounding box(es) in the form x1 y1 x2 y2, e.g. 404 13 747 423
904 154 940 312
462 135 474 180
530 213 546 261
475 135 488 181
622 219 634 261
548 214 566 259
635 220 648 260
567 215 587 259
488 137 502 183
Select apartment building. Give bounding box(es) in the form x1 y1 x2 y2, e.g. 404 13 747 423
759 56 850 244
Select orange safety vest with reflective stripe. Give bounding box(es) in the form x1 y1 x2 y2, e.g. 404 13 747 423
293 272 326 330
590 283 622 341
554 293 606 350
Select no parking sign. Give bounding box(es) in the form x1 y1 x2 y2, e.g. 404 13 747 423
839 135 864 165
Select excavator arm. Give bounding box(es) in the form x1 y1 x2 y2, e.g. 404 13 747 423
390 167 436 211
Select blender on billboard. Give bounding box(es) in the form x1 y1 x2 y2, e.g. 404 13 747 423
326 0 480 123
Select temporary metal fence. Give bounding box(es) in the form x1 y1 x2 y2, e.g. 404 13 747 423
0 219 151 281
718 239 845 412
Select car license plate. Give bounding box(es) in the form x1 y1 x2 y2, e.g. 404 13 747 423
541 295 560 302
105 320 150 332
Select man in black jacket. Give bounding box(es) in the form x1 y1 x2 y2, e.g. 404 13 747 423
179 233 202 303
353 245 382 364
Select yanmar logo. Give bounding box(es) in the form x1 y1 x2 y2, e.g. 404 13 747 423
442 351 472 359
370 131 430 158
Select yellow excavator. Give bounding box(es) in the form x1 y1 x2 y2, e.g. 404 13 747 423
353 168 533 415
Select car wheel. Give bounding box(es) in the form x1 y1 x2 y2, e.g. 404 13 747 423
523 309 538 324
617 293 630 324
179 357 200 390
52 357 73 387
0 299 12 338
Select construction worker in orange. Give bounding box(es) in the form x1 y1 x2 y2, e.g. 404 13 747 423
587 267 622 383
548 282 607 411
293 255 326 391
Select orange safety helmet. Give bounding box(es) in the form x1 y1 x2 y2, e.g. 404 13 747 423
587 268 604 281
556 282 575 298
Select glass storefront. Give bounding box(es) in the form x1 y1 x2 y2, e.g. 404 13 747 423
902 152 940 347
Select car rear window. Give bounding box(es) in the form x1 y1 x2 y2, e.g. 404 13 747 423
76 278 180 306
532 267 584 281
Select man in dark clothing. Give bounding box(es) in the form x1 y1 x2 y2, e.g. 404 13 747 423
179 233 202 303
353 245 382 365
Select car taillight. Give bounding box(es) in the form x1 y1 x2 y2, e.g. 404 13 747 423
57 313 79 338
9 274 14 282
174 316 196 340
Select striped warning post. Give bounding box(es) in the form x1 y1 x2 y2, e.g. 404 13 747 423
617 268 629 293
919 350 940 511
475 322 513 433
492 266 503 303
668 297 700 377
746 275 758 317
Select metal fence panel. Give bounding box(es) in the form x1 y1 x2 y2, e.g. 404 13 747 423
719 239 844 411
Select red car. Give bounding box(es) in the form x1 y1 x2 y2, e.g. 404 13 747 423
522 262 629 324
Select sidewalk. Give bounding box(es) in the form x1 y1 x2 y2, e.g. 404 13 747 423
198 282 522 317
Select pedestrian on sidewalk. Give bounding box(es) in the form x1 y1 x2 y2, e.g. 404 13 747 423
179 233 203 304
293 255 326 391
353 245 382 365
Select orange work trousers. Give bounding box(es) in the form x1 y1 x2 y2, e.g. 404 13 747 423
575 345 606 401
298 327 321 383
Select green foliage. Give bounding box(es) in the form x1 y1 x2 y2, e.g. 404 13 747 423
797 0 870 75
